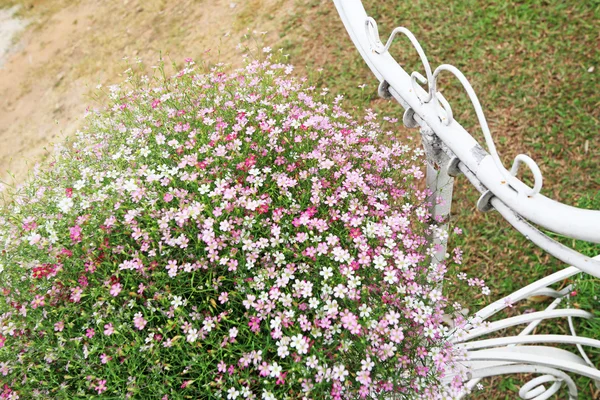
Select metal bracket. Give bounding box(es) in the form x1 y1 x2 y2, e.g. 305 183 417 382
377 80 392 99
477 190 495 213
446 156 462 177
403 107 419 128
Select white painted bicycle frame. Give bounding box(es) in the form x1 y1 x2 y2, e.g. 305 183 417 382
333 0 600 398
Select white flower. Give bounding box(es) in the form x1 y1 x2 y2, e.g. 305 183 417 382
384 238 396 249
358 304 371 318
320 159 334 169
220 220 231 232
57 197 74 213
171 296 184 309
74 180 85 190
333 284 347 299
203 318 215 332
373 255 387 270
319 267 333 281
240 386 251 398
290 334 303 349
27 233 42 245
332 364 349 381
361 357 374 371
423 325 437 338
291 334 309 355
270 317 282 330
123 179 138 192
347 275 361 289
269 362 282 378
331 246 350 263
277 344 289 358
384 270 398 284
227 387 240 399
324 299 338 315
198 184 211 194
429 289 443 302
186 328 199 343
386 311 400 325
262 390 276 400
306 355 318 369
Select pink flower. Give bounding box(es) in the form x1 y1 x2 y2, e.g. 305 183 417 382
86 328 95 338
54 321 64 332
100 354 112 364
258 362 270 377
0 362 9 376
166 260 178 278
69 225 83 243
21 216 37 231
0 335 5 348
110 282 122 297
217 361 227 373
31 294 45 309
70 286 83 303
218 292 229 304
104 323 114 336
248 317 260 333
276 371 288 385
133 312 147 330
95 379 107 394
180 380 191 389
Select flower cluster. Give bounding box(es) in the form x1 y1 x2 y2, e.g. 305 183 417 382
0 54 470 398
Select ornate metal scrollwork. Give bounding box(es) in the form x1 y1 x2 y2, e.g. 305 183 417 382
333 1 600 397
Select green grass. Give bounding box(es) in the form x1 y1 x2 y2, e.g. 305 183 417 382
2 0 597 397
279 0 599 398
572 194 600 398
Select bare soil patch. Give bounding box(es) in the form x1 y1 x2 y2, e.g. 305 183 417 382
0 0 294 185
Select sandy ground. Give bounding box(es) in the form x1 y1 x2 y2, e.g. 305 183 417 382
0 0 294 187
0 5 28 67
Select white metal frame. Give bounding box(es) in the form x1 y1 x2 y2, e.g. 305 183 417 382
333 0 600 398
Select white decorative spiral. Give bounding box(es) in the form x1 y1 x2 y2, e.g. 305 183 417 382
363 17 544 197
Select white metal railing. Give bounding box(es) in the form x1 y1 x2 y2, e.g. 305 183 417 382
333 0 600 398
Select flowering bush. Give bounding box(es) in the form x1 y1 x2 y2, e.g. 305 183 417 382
0 54 471 399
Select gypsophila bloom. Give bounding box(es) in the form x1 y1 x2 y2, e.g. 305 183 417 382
0 54 473 399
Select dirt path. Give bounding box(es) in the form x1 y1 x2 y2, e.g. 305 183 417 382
0 5 28 68
0 0 294 186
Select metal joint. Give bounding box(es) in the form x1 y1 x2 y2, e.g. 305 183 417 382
477 190 495 213
377 80 392 99
402 108 419 128
446 156 462 177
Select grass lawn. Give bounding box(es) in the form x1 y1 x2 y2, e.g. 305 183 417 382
279 0 599 398
1 0 598 397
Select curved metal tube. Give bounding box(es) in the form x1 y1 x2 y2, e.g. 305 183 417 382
459 334 600 351
334 2 600 398
455 309 594 342
333 0 600 243
465 365 578 400
465 349 600 381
